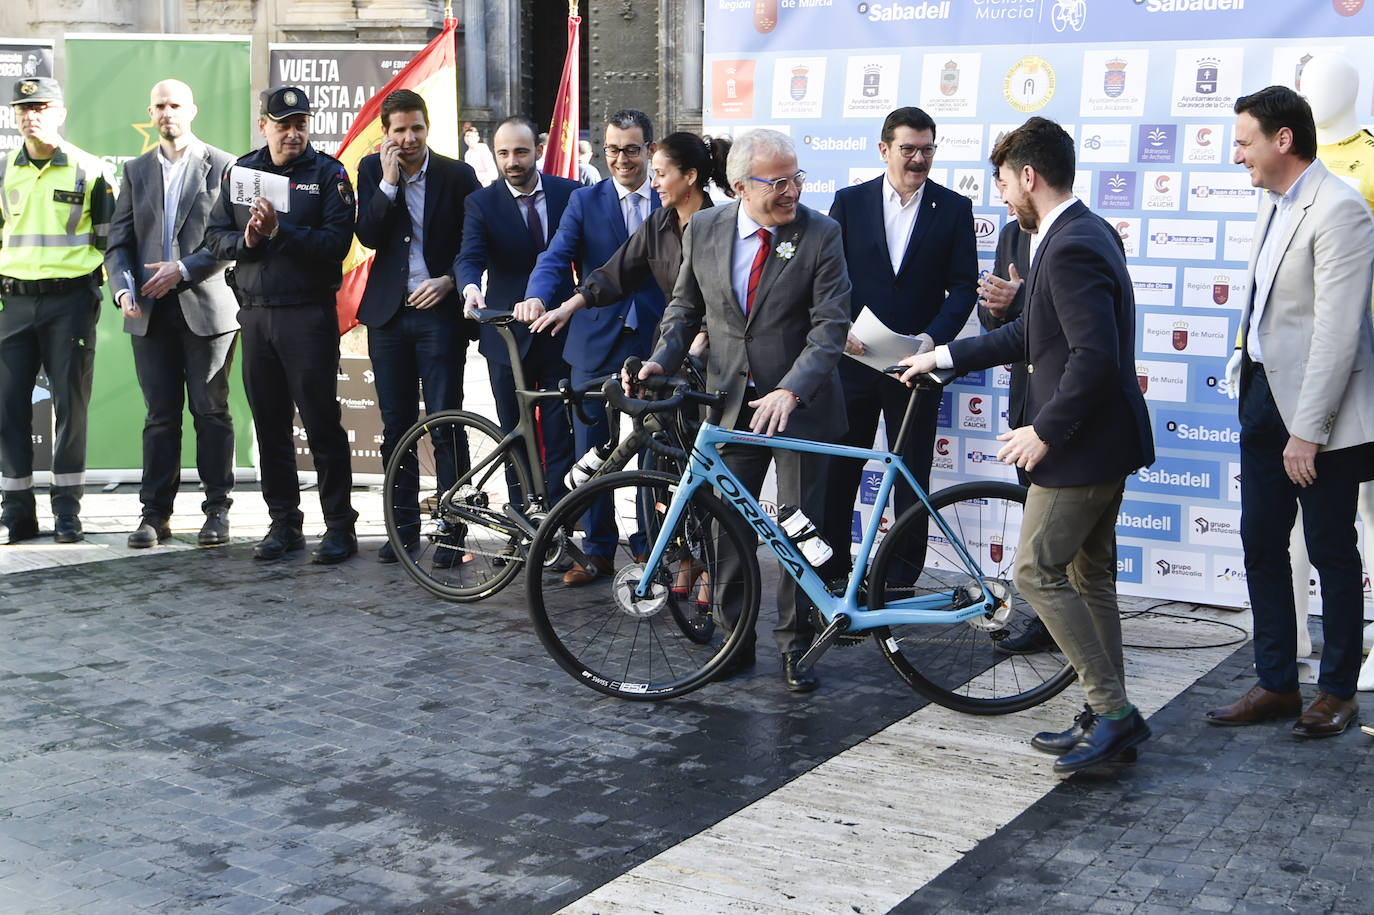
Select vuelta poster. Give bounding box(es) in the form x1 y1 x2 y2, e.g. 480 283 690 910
703 0 1374 610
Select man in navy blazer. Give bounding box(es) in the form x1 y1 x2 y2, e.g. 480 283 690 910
456 116 578 513
355 90 481 561
820 106 978 582
517 109 665 584
902 118 1155 774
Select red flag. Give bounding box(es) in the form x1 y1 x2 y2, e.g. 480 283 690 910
543 8 581 181
333 17 460 335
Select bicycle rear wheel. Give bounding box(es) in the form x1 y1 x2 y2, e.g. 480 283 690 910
525 470 760 700
868 481 1076 714
383 410 532 602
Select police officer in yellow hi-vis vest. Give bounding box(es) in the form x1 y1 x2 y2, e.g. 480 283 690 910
0 77 117 544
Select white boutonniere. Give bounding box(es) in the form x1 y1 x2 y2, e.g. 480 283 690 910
776 240 797 261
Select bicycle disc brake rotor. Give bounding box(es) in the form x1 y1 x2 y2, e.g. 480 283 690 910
612 563 669 618
964 578 1014 632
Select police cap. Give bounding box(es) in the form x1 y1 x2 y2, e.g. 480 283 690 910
12 77 63 106
260 86 311 121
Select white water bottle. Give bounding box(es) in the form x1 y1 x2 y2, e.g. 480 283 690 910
776 504 832 567
564 443 613 490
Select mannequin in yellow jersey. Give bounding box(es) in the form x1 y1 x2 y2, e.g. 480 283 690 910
1289 54 1374 689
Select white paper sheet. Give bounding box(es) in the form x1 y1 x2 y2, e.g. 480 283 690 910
845 306 925 376
227 166 291 213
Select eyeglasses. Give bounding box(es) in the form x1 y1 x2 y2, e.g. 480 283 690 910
894 144 938 160
749 171 807 194
603 144 644 160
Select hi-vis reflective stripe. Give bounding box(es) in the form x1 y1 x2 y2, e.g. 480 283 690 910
67 166 86 235
1 475 34 491
50 471 85 487
4 233 95 247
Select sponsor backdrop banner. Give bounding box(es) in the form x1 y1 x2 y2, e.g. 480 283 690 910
703 1 1374 611
62 35 253 473
268 44 423 156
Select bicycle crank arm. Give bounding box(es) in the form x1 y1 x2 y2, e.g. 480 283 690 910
500 504 539 540
796 612 853 672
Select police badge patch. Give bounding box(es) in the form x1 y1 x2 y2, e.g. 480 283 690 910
337 181 355 207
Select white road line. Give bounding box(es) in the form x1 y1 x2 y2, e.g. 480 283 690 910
561 604 1246 915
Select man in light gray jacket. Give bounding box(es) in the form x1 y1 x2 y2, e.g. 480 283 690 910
106 79 239 549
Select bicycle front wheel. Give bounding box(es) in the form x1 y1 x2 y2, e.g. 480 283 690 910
383 410 532 602
525 470 760 700
868 481 1076 714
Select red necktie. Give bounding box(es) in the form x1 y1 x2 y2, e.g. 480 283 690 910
745 227 771 315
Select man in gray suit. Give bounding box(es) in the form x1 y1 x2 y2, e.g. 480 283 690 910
106 79 239 548
1206 86 1374 737
637 128 851 692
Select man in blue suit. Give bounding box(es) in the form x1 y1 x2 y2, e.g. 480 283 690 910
456 116 578 518
355 90 481 562
820 106 978 581
518 109 665 585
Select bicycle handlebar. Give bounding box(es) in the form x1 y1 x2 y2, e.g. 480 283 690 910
603 359 725 421
883 365 959 387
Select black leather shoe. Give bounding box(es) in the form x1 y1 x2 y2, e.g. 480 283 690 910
378 539 418 563
127 517 172 549
1031 704 1137 761
253 523 305 560
54 514 83 543
782 649 820 693
711 640 757 682
312 529 358 565
996 617 1059 655
198 509 230 546
1054 708 1151 774
0 515 39 544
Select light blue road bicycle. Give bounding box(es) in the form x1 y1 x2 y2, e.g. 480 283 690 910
525 366 1076 713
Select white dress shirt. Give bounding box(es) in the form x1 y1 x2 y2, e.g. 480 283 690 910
882 176 924 275
156 146 192 282
379 150 431 296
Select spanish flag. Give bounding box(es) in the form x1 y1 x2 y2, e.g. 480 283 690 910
542 3 582 181
334 15 460 334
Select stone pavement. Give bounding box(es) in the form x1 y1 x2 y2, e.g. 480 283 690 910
1 486 1372 914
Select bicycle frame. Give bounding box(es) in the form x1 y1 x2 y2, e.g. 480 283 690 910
636 420 1002 629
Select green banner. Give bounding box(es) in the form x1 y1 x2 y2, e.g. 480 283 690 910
62 34 253 471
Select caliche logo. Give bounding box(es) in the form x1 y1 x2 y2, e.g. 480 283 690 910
1154 174 1171 193
968 397 983 414
935 437 950 456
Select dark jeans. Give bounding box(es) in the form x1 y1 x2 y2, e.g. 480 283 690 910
1240 362 1367 699
369 306 467 541
239 303 357 531
131 294 237 520
0 283 99 517
570 330 646 557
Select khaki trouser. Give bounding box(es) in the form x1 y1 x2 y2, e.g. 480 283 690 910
1013 479 1129 714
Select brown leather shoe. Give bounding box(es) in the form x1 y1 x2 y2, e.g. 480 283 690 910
562 555 613 586
1204 684 1303 726
1292 691 1359 739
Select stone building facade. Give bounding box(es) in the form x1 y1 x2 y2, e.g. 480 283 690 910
0 0 703 165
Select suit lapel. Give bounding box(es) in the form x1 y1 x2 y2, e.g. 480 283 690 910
867 178 896 282
714 202 749 320
747 208 806 328
1241 196 1275 342
172 145 209 239
895 184 939 279
422 157 440 241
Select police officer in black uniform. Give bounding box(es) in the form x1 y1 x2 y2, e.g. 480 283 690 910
205 86 358 563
